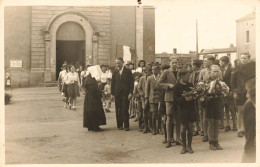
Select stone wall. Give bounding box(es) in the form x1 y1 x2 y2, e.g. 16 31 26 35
4 7 31 88
143 6 155 63
110 6 136 65
236 16 256 59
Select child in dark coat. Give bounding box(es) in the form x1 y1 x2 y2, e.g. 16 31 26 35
173 69 196 154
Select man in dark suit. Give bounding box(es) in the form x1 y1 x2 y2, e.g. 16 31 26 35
219 56 237 131
111 57 134 131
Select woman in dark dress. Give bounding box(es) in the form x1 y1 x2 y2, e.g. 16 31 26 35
83 72 106 131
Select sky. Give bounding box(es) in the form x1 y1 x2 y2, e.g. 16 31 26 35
1 0 258 54
152 0 258 53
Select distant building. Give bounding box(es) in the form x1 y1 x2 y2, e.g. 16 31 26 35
199 45 237 65
155 49 196 66
236 12 256 59
4 6 155 87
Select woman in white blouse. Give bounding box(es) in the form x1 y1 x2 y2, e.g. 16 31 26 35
66 65 81 110
135 60 146 73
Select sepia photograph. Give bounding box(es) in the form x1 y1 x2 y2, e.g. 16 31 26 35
0 0 258 165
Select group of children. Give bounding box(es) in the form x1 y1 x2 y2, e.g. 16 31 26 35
128 57 230 154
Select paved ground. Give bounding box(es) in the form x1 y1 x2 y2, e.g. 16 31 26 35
5 87 245 164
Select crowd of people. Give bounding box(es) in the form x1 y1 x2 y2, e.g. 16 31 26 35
57 53 255 162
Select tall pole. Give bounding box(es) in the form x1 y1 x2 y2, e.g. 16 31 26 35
196 19 199 58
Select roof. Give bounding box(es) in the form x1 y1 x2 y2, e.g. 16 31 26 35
155 53 196 58
200 47 237 55
236 12 255 22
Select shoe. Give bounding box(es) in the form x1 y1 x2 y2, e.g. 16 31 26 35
176 140 183 146
125 128 129 131
180 147 187 154
165 141 171 148
209 141 217 150
238 131 243 137
225 126 231 132
170 139 176 144
69 105 72 110
134 118 138 122
215 142 223 150
96 127 103 131
162 139 167 144
118 127 123 130
158 129 164 135
202 136 208 142
143 128 148 133
187 147 194 154
200 131 204 136
130 115 135 118
193 131 199 136
72 107 76 111
209 143 217 150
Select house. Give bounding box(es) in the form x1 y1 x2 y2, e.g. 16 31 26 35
236 12 256 59
199 45 237 65
155 50 196 66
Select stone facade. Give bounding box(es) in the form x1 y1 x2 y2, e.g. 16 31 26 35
236 12 256 59
4 6 155 87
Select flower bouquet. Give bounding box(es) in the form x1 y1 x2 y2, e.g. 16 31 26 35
181 87 199 101
194 82 209 101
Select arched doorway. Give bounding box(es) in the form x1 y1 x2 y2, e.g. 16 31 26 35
56 22 85 79
44 11 98 82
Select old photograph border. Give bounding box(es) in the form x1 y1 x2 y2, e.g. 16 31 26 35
0 0 260 166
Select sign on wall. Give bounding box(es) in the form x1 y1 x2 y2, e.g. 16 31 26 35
10 60 23 68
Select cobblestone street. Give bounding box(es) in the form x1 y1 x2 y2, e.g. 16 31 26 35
5 87 245 164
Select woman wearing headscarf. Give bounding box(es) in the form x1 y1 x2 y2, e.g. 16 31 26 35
83 66 106 131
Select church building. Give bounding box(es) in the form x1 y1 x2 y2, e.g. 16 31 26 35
4 6 155 87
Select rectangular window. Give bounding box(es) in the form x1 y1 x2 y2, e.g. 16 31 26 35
246 30 249 43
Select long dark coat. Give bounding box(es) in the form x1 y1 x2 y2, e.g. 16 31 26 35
83 74 106 129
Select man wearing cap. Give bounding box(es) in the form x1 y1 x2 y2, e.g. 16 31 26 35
111 57 134 131
240 61 256 163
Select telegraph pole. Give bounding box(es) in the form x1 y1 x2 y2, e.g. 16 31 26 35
196 19 199 58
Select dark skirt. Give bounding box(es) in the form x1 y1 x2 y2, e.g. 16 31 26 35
67 82 80 98
177 101 197 124
83 91 106 129
205 97 222 119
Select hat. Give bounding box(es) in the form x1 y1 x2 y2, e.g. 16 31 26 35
240 61 255 82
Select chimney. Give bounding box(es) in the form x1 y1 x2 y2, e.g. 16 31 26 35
173 48 177 54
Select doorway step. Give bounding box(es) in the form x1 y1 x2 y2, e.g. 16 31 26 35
37 81 58 87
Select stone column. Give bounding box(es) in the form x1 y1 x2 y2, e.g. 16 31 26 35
44 32 52 82
136 6 144 61
92 34 98 65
